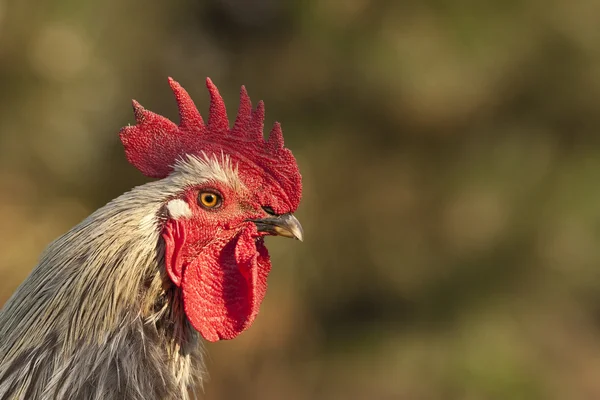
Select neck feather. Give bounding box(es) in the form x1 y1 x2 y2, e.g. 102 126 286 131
0 180 204 400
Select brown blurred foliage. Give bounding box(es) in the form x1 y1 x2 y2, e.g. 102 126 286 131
2 0 600 399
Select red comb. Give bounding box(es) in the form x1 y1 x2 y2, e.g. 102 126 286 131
119 78 301 206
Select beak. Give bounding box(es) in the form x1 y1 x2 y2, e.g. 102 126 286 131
251 213 304 242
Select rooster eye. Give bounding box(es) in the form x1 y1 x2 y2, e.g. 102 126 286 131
198 191 222 209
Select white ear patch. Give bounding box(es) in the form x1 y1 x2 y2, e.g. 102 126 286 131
166 199 192 219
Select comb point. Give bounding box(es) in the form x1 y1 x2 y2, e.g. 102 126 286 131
232 85 252 136
206 77 229 134
169 77 204 131
267 122 284 151
248 100 265 139
132 100 146 123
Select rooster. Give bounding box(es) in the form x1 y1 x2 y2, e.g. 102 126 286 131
0 77 303 400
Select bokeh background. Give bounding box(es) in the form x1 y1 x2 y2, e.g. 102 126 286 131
1 0 600 399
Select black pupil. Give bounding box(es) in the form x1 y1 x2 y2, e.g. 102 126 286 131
204 194 214 203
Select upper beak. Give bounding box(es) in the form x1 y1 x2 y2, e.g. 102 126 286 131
251 213 304 242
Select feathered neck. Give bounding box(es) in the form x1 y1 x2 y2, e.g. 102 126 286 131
0 180 204 400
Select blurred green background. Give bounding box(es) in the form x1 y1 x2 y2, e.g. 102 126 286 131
2 0 600 399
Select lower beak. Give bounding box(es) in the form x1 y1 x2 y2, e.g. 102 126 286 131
251 213 304 241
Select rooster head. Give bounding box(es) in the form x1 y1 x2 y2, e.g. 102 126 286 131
119 78 302 342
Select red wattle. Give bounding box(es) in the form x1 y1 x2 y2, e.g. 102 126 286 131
180 226 271 341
